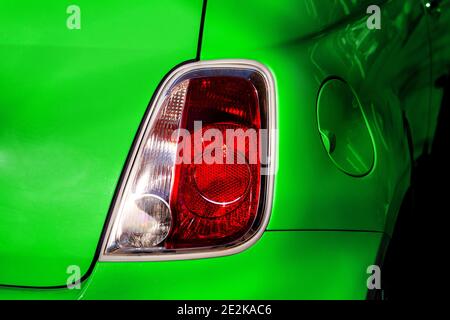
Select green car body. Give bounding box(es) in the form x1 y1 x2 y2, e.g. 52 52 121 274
0 0 448 299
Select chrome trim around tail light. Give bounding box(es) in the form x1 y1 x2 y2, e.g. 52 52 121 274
99 59 277 262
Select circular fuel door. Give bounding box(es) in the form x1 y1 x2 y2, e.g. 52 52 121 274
316 78 375 177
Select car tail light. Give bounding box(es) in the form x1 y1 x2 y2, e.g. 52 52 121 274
100 60 276 261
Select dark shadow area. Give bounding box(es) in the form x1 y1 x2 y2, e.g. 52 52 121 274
382 74 449 300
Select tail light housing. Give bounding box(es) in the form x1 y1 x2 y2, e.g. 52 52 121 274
100 60 276 261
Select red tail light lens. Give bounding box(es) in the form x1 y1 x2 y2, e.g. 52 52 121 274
101 60 276 261
168 77 261 248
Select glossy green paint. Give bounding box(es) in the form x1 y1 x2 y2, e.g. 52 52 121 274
0 231 383 300
201 0 430 233
0 0 203 287
83 232 383 300
1 0 448 299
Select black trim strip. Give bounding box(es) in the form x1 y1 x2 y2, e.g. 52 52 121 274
196 0 208 61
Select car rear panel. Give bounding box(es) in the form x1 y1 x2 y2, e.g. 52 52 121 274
0 231 383 299
201 0 428 233
0 0 432 298
0 0 203 287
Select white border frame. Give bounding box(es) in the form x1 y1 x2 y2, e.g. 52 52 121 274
99 59 277 262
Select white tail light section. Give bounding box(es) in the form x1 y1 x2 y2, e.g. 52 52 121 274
100 60 276 261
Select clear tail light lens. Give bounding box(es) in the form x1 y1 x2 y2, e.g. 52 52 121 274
101 60 276 261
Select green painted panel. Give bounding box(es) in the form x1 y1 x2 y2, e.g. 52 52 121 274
80 231 382 300
0 0 202 287
201 0 428 232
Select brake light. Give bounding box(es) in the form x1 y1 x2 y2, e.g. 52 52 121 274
101 60 276 261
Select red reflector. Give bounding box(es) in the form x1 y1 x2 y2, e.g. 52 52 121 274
167 77 261 248
193 161 251 205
